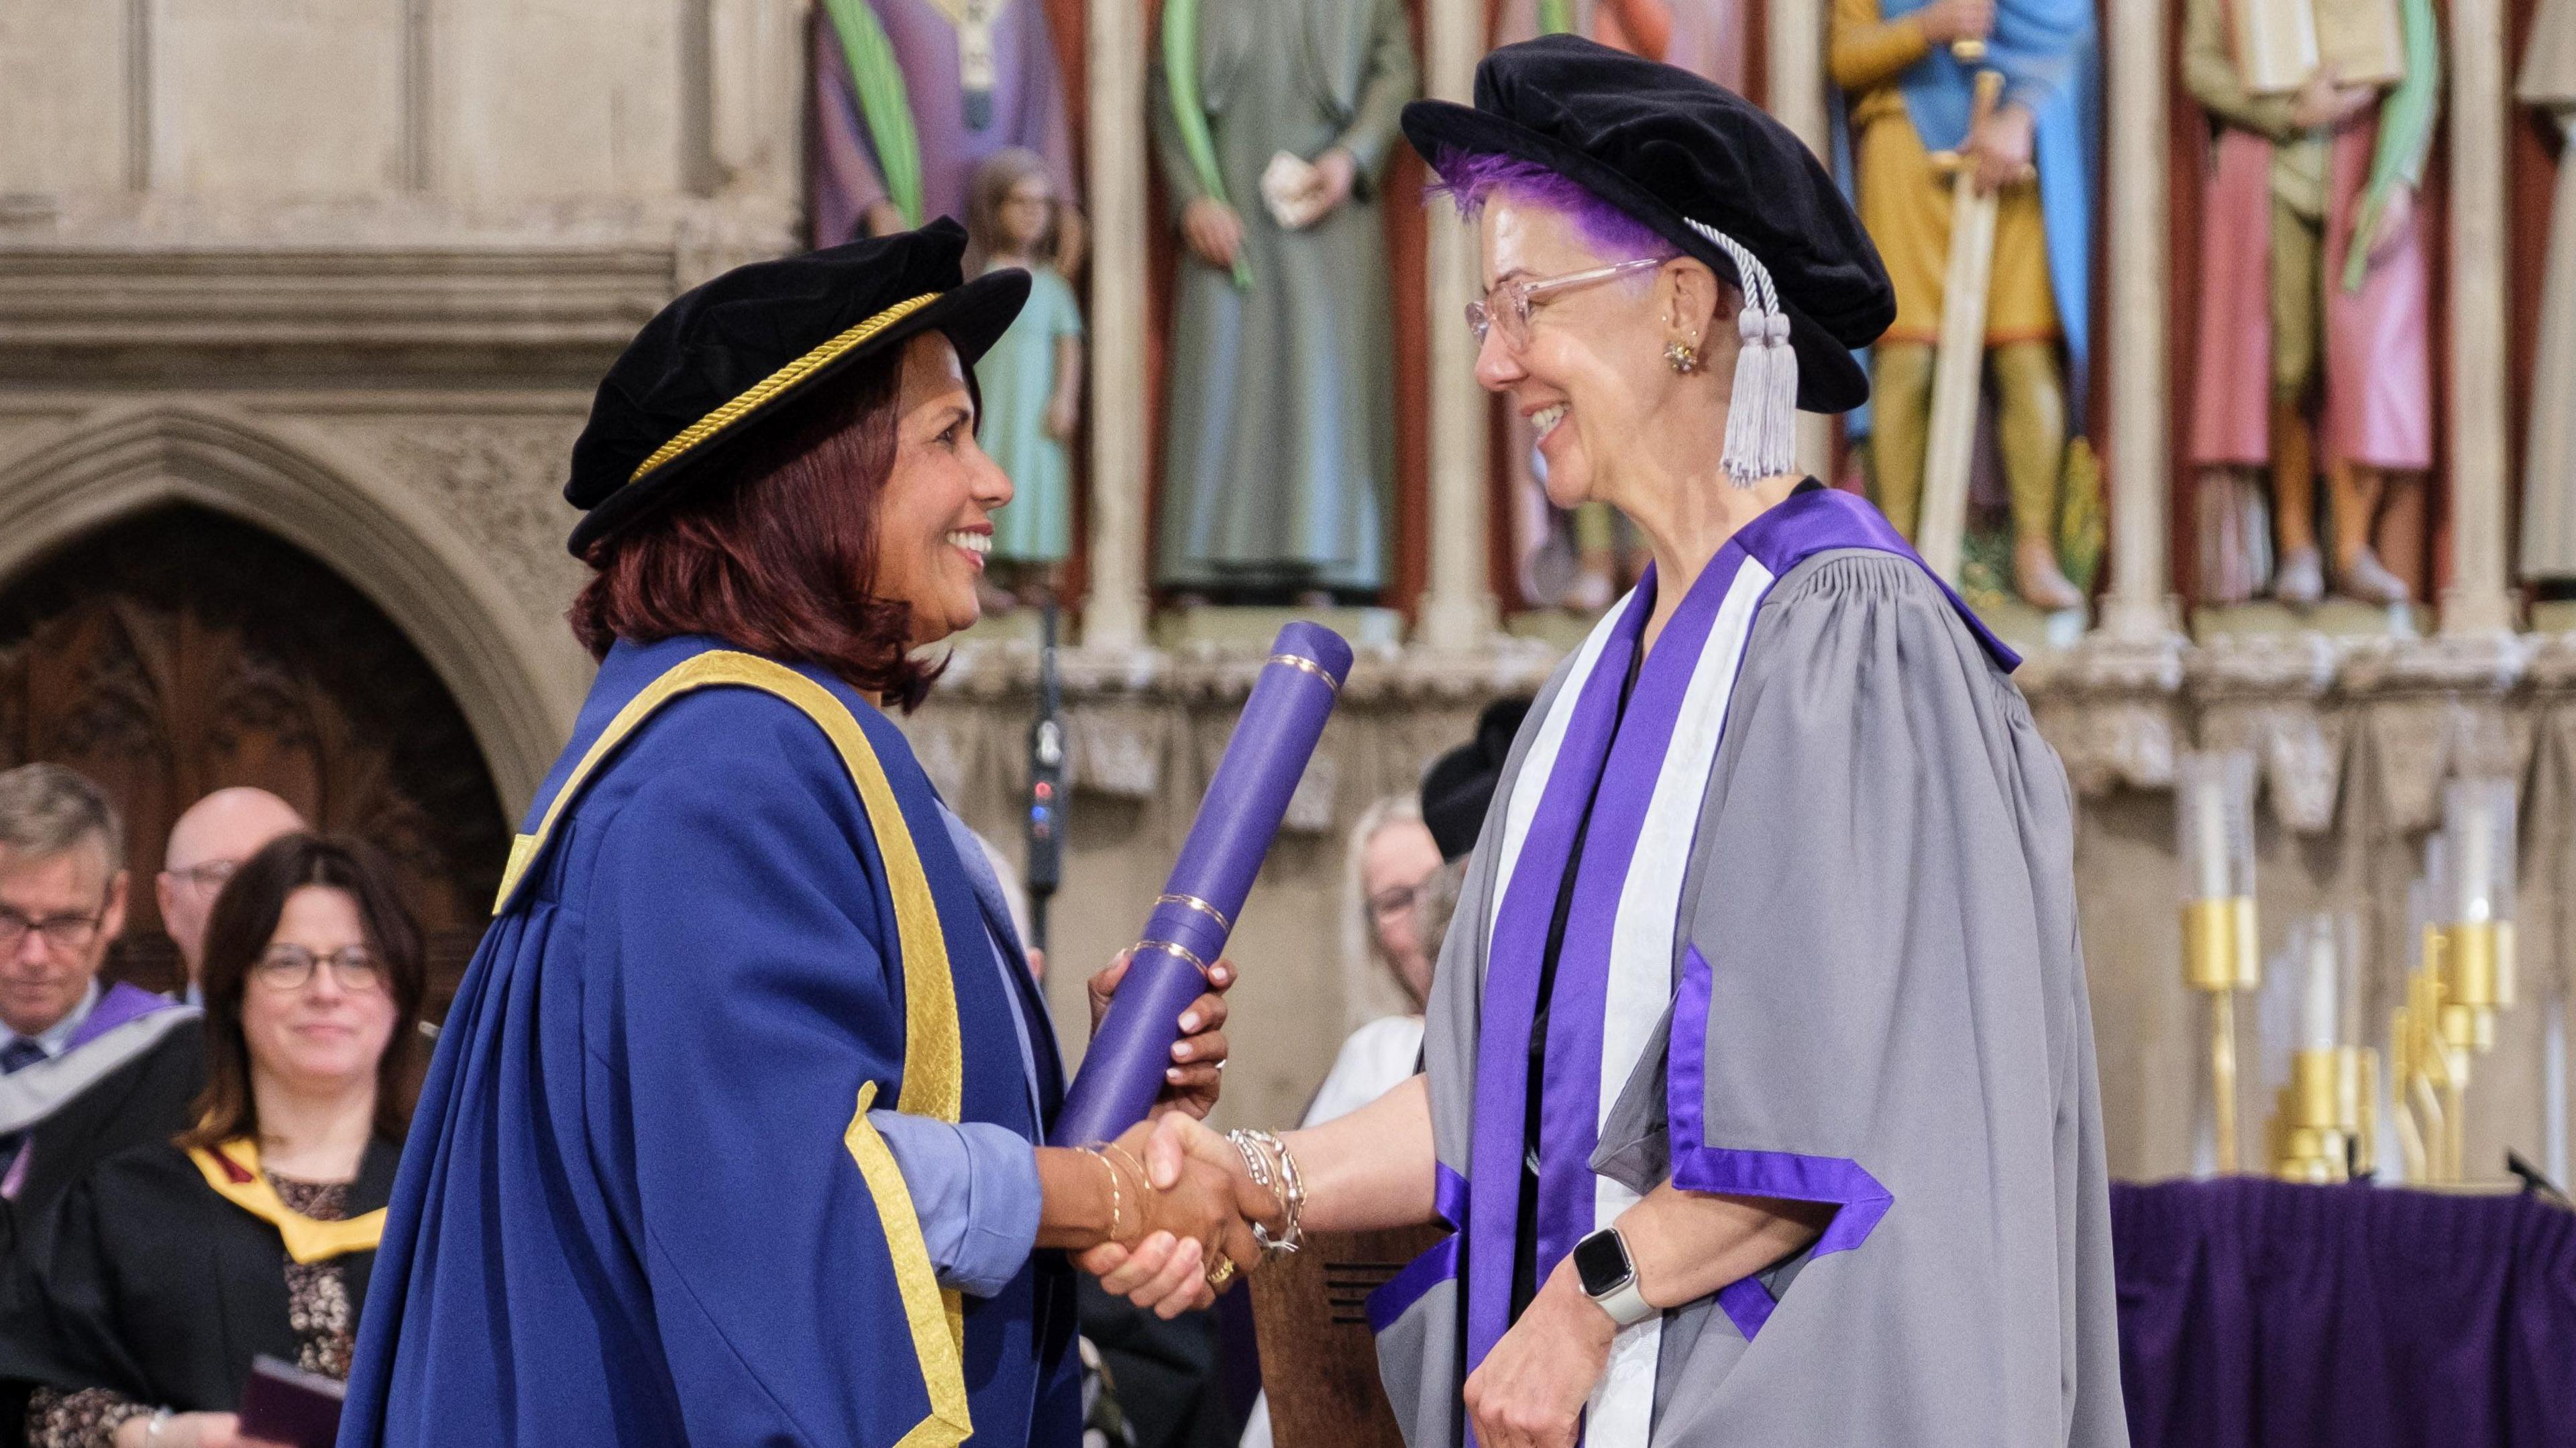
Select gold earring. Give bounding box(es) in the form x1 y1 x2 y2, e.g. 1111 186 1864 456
1665 339 1701 374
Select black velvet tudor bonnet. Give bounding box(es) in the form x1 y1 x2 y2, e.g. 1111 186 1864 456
562 219 1029 557
1400 36 1895 474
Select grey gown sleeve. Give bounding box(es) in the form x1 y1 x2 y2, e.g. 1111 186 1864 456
1595 553 2127 1448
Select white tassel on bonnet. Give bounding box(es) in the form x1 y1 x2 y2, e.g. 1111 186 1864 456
1687 219 1799 487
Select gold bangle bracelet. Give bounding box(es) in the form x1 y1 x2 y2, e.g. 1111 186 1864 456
1084 1145 1126 1247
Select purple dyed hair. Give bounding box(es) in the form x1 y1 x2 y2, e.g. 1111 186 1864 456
1426 147 1678 264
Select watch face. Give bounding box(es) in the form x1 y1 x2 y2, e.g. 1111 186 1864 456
1572 1229 1631 1297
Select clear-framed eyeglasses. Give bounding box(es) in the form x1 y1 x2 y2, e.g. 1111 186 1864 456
1464 257 1666 351
252 944 388 994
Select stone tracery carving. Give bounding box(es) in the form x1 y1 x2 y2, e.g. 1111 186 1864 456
0 508 508 1002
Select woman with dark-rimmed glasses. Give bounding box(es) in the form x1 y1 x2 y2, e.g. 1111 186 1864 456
21 832 423 1448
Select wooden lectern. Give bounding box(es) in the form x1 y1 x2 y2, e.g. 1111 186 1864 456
1248 1225 1449 1448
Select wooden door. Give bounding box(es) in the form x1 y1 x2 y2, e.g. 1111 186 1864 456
0 506 511 1016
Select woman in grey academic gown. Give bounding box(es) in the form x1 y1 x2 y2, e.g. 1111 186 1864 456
1104 37 2129 1448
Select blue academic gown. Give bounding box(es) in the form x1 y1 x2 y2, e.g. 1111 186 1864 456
337 635 1081 1448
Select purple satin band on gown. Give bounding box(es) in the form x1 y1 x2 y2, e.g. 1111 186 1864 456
1668 944 1893 1337
1050 623 1352 1147
1366 1165 1470 1333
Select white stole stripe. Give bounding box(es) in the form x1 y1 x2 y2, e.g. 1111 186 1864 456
1487 590 1636 952
1585 559 1775 1448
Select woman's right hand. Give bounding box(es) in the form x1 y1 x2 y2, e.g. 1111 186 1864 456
1082 1120 1273 1317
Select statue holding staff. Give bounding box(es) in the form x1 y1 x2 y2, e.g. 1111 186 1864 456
1831 0 2097 612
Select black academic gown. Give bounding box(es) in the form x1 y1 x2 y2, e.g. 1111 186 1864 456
8 1029 208 1267
29 1136 398 1413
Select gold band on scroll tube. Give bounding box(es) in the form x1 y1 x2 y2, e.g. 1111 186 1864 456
1155 893 1234 933
1265 653 1340 694
1134 938 1212 979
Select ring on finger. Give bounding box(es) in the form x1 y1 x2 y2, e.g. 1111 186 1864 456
1205 1256 1236 1288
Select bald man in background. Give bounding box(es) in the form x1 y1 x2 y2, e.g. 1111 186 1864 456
155 787 304 1003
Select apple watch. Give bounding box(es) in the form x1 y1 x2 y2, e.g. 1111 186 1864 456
1572 1226 1656 1327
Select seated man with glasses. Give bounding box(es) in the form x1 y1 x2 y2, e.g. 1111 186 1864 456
155 789 306 1007
0 765 203 1266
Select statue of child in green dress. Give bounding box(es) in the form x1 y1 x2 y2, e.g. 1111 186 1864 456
967 148 1085 611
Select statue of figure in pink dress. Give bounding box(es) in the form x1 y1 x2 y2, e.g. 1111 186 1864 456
2181 0 2438 610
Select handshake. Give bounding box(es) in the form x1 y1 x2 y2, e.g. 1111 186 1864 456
1059 1115 1306 1318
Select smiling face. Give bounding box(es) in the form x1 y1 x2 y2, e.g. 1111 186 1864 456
1472 197 1722 510
240 885 396 1103
871 331 1014 649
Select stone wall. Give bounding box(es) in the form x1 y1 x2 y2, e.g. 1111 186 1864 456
0 0 810 811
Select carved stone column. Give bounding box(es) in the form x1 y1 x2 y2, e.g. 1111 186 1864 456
2097 0 2178 642
1080 0 1155 652
1415 0 1498 651
2444 0 2518 636
1765 0 1837 482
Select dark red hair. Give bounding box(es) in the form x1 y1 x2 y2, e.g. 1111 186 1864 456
570 348 942 709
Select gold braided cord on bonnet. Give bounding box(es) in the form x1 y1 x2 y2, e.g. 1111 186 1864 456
625 291 944 484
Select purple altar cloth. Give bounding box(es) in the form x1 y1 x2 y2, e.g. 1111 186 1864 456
2112 1178 2576 1448
1050 623 1352 1146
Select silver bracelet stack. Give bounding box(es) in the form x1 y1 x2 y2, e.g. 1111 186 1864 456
1225 1128 1307 1258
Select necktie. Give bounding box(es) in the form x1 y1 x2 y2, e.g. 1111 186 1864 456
0 1037 46 1188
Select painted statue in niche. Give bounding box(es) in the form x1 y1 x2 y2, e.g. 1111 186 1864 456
966 148 1085 610
2522 0 2576 603
1491 0 1749 614
2181 0 2437 610
1831 0 2099 614
1149 0 1419 605
811 0 1083 266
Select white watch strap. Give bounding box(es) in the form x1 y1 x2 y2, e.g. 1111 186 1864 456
1592 1273 1656 1327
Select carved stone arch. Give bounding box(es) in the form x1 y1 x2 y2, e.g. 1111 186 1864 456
0 404 588 813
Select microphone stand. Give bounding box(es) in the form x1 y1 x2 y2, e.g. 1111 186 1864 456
1024 600 1066 956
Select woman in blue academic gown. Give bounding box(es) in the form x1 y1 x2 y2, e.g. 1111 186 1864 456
336 221 1269 1448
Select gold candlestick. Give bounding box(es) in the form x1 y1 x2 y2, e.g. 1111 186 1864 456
2177 752 2259 1176
2394 933 2465 1182
2441 921 2515 1048
2184 896 2259 1172
2271 1046 2375 1182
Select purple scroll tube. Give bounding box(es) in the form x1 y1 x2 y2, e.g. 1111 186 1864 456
1049 622 1354 1147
